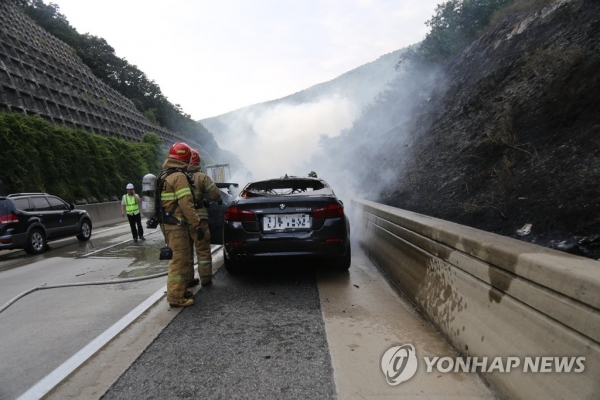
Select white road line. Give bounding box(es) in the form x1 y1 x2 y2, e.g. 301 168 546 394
0 225 130 259
17 284 167 400
17 245 223 400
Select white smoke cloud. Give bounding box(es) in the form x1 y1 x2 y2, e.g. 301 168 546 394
208 50 443 222
218 95 360 181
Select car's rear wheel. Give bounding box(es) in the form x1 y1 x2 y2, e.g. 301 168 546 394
25 228 46 255
223 249 242 274
77 219 92 241
332 246 351 270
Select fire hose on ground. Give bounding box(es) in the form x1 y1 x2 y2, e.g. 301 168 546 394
0 245 223 315
0 271 168 314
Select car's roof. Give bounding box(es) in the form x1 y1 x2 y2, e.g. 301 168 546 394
246 176 328 187
239 176 337 199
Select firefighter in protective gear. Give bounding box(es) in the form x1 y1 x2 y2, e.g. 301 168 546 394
186 149 222 287
160 142 202 307
308 171 318 178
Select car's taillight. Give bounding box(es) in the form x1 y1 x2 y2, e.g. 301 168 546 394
0 213 18 224
312 203 344 219
224 206 256 222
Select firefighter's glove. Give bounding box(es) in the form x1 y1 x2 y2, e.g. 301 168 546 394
196 225 204 241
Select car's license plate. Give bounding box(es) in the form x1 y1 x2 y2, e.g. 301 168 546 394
263 214 311 231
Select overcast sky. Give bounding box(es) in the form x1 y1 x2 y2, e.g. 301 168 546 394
50 0 442 120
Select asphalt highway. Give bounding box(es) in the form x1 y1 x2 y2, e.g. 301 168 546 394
100 248 494 399
102 261 336 399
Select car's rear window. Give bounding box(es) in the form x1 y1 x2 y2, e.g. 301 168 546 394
246 179 326 195
13 198 32 211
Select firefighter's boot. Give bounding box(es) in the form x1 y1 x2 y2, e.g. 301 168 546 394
169 298 194 307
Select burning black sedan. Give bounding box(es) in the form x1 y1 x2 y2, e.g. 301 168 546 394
221 176 350 273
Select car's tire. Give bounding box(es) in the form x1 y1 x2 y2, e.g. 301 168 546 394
76 219 92 241
332 246 351 270
24 228 46 255
223 249 242 274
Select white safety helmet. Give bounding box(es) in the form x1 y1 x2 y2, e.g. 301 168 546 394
126 183 134 190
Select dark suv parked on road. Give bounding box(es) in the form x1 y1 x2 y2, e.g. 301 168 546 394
0 193 92 254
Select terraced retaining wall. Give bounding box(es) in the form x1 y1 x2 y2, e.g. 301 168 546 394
0 1 204 151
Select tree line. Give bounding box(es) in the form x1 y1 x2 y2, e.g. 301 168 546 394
400 0 550 65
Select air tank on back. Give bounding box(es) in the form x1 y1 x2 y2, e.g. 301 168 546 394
141 173 157 218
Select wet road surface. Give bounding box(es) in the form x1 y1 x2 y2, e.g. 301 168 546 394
102 262 336 399
0 223 171 400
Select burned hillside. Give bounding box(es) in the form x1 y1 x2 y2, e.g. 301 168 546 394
374 0 600 258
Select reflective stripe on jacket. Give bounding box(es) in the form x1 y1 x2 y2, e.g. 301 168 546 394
160 171 201 227
123 195 140 215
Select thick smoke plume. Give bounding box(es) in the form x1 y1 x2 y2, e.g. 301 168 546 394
209 49 443 218
219 95 359 182
304 61 443 205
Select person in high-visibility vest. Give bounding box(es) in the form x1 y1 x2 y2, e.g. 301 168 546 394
121 183 145 242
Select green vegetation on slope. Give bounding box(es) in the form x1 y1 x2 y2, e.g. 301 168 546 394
0 113 164 201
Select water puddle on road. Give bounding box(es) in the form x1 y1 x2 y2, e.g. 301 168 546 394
82 238 169 278
117 264 167 278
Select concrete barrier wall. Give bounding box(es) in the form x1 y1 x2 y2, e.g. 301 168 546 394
77 202 124 228
354 198 600 400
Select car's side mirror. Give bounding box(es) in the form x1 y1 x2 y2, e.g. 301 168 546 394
70 203 75 210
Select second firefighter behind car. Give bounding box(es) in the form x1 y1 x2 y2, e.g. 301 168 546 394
159 142 202 307
186 149 222 287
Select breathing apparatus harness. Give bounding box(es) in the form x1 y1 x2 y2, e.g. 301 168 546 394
146 167 195 229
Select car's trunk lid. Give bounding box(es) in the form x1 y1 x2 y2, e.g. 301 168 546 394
236 196 339 233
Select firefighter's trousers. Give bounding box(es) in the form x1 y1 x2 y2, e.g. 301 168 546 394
163 225 191 305
188 219 212 283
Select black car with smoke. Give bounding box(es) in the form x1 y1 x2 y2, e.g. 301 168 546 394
221 176 350 273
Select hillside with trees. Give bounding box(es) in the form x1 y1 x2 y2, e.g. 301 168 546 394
308 0 600 258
